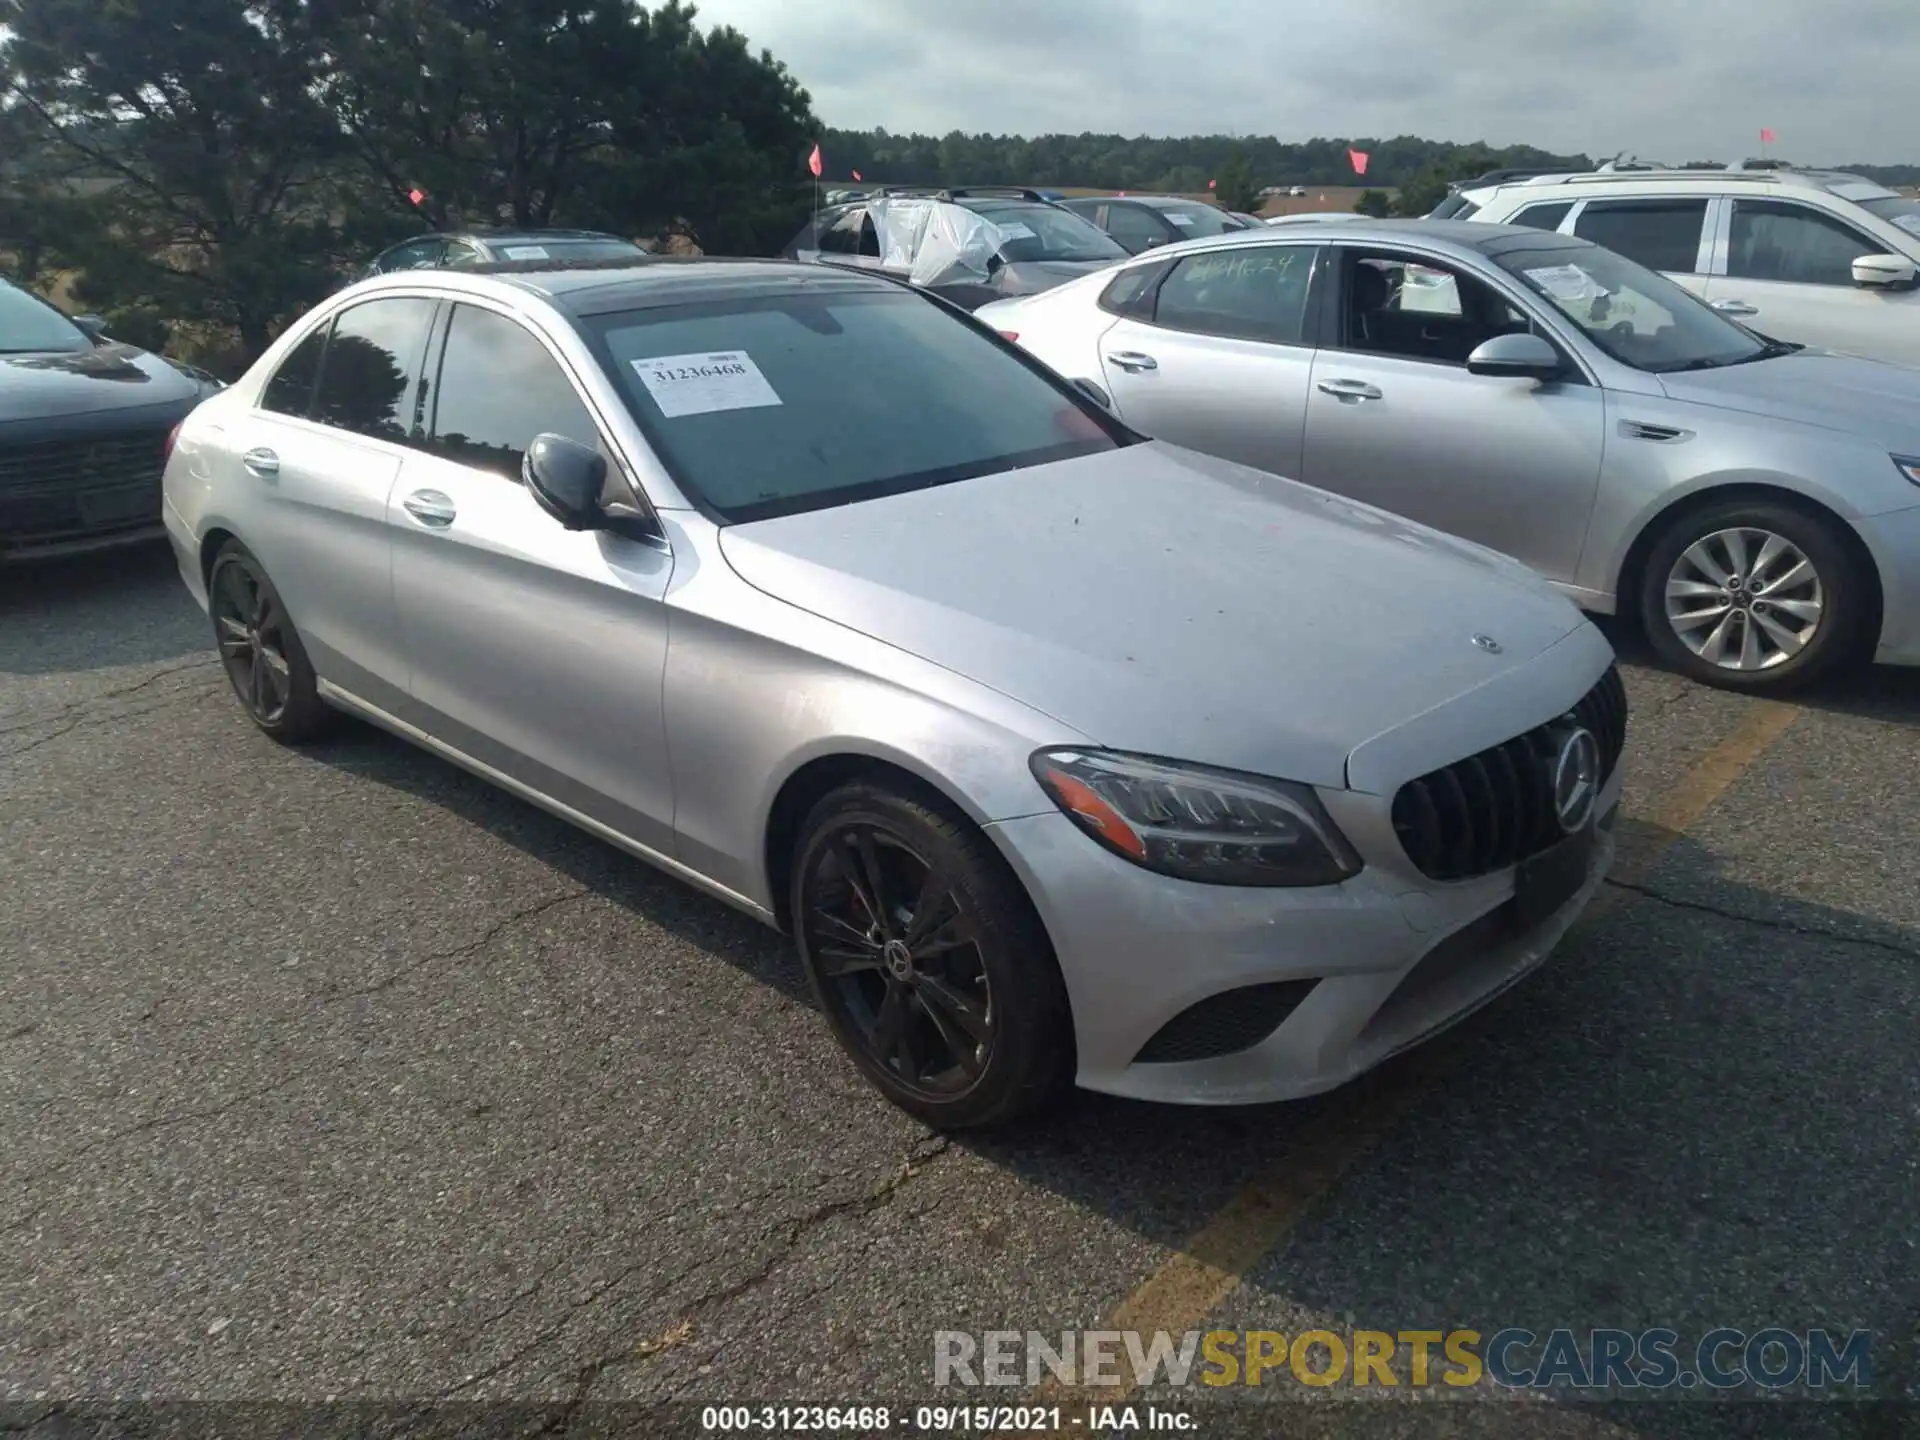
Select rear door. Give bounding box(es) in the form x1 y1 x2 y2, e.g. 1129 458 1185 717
387 299 677 853
1702 197 1920 363
217 295 436 713
1568 196 1712 300
1094 241 1324 478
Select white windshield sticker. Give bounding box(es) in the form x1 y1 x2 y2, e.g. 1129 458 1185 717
502 245 550 260
631 351 782 418
1524 264 1608 302
1166 213 1195 227
993 221 1036 242
1829 180 1898 202
1893 214 1920 236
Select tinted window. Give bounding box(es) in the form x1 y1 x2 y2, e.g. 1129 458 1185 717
1151 246 1316 345
588 287 1124 523
1512 202 1573 231
427 305 598 479
1491 241 1766 373
1572 198 1708 273
1102 203 1172 253
1098 262 1167 317
1729 201 1880 286
818 209 877 257
261 326 326 416
0 280 90 354
310 297 436 443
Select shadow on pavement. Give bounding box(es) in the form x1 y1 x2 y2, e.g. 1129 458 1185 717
0 541 204 676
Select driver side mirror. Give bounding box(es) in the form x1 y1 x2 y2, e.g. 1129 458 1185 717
1072 377 1114 411
1466 332 1564 382
73 314 106 341
524 433 607 531
1852 253 1917 289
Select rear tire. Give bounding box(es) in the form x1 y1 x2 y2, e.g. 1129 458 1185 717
207 540 333 743
1636 498 1866 693
790 781 1073 1130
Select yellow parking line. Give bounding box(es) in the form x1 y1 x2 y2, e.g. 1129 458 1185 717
1036 698 1803 1411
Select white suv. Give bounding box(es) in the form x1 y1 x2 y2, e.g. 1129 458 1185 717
1450 164 1920 365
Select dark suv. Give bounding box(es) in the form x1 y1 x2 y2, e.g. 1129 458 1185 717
359 229 646 280
781 187 1128 310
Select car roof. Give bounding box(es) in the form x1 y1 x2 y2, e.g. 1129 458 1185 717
1463 165 1892 205
1134 216 1586 258
353 256 903 317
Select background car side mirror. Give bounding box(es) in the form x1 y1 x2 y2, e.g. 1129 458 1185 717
524 433 607 530
1852 253 1917 289
1072 377 1114 411
1466 332 1564 382
72 314 106 341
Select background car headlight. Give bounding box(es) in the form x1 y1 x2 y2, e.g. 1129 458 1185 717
1029 749 1362 887
1894 455 1920 487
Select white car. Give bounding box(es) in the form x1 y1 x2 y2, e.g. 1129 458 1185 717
1452 163 1920 366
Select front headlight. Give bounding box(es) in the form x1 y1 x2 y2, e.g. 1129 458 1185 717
1029 748 1362 887
1894 454 1920 486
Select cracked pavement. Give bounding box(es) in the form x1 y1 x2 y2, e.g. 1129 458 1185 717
3 545 1918 1435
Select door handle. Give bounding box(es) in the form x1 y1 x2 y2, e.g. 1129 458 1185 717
1106 350 1158 373
402 489 457 528
241 447 280 477
1711 298 1759 317
1317 378 1384 401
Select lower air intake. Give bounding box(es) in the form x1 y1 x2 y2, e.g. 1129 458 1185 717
1133 979 1318 1064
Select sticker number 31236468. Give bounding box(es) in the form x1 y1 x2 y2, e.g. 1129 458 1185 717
631 350 784 418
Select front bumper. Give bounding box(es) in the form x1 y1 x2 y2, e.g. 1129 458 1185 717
1862 502 1920 666
990 773 1619 1106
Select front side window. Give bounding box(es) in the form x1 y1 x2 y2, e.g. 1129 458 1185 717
1338 251 1534 365
818 209 878 257
1490 241 1766 373
1572 198 1709 273
1102 203 1173 254
0 280 89 354
426 305 599 480
585 285 1126 523
1150 245 1317 345
261 326 327 416
310 297 437 443
1728 201 1881 286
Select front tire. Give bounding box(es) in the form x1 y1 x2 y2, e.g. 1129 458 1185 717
207 540 332 742
1637 499 1866 692
790 782 1073 1130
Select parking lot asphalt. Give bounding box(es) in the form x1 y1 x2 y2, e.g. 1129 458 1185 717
3 544 1916 1437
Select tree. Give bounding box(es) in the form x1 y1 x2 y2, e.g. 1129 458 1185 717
1390 168 1453 217
1 0 349 361
1353 189 1392 218
1214 151 1260 213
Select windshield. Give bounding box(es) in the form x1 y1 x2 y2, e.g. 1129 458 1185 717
1147 204 1246 238
0 281 90 354
960 202 1128 263
587 287 1126 523
1489 241 1769 373
1855 194 1920 240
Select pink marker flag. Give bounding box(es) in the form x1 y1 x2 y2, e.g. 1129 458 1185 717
807 143 823 177
1207 178 1217 190
852 169 862 181
1760 127 1776 144
1349 148 1370 176
408 187 424 206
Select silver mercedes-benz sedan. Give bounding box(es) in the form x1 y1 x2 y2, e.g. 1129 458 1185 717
163 257 1627 1129
977 218 1920 693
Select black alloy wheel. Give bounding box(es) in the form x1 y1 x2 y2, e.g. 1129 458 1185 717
792 783 1072 1129
207 541 330 741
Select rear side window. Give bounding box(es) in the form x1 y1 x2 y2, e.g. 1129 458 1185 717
1511 202 1572 232
261 326 326 417
1098 261 1167 317
310 297 437 444
1572 198 1708 273
1149 246 1318 345
426 304 599 480
1728 201 1880 286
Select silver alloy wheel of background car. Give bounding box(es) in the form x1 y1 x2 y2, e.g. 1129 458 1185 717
1663 526 1826 673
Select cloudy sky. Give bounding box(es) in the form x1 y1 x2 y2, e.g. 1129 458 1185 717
695 0 1919 165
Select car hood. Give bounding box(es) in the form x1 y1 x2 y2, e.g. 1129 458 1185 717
717 442 1588 791
1658 349 1920 446
0 343 204 425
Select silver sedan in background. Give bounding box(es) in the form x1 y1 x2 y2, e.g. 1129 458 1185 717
978 219 1920 692
164 257 1626 1129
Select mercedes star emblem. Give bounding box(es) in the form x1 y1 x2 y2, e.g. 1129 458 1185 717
1551 726 1601 834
